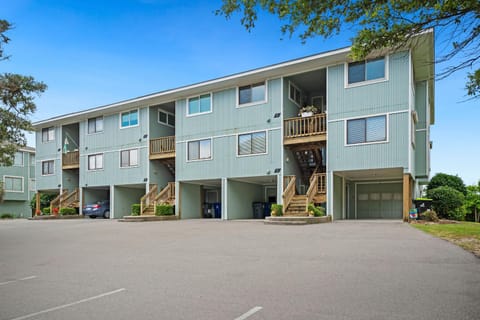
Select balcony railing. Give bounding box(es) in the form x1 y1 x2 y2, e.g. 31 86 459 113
150 136 175 159
284 113 326 144
62 151 79 169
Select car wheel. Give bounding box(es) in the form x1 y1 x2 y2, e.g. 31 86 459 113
104 210 110 219
89 215 96 219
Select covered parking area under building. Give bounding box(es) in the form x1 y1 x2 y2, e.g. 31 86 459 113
82 186 111 218
178 179 222 219
329 168 413 221
111 184 146 219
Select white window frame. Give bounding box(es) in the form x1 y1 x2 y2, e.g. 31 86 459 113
236 81 268 108
87 116 104 134
288 81 302 107
13 151 24 167
119 109 139 129
186 138 213 162
41 159 55 176
119 148 139 168
344 113 389 146
344 55 389 88
158 109 175 127
41 127 55 143
186 93 212 117
3 175 24 193
236 130 268 157
87 153 104 171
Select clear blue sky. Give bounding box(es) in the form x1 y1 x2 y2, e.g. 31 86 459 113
3 0 479 185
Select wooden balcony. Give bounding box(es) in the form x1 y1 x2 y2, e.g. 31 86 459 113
62 151 79 169
150 136 175 160
284 113 327 145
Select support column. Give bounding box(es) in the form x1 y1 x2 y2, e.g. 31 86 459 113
35 192 41 216
403 174 412 222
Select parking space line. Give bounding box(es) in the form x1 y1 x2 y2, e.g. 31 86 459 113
0 276 37 286
8 288 126 320
234 306 263 320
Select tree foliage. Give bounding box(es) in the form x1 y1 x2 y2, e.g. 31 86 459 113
217 0 480 97
428 186 465 220
427 173 467 195
464 183 480 222
0 19 46 166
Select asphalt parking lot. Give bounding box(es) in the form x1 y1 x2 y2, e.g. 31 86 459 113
0 219 479 320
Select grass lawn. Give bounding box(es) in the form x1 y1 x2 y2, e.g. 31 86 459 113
412 222 480 257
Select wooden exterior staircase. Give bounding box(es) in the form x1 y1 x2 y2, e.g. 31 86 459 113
282 173 326 216
50 188 80 212
140 183 175 215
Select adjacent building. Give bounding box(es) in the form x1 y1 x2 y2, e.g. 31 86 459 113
32 30 434 221
0 147 36 217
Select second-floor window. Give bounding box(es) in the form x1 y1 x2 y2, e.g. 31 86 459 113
13 152 24 166
187 139 211 161
158 110 175 127
88 154 103 170
348 57 385 85
120 110 139 128
188 94 211 116
42 127 55 142
120 149 138 167
88 116 104 134
42 160 54 175
289 82 301 106
347 115 387 145
3 176 23 192
238 131 266 156
238 82 266 106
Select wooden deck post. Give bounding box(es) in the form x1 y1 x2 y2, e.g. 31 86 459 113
403 174 412 222
35 192 41 216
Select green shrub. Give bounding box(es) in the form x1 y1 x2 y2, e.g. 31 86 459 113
155 204 174 216
270 204 283 216
42 207 51 215
428 186 465 220
30 193 57 210
308 203 326 217
59 207 77 215
1 213 14 219
427 173 467 196
131 204 141 216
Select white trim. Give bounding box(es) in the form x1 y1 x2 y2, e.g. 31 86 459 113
86 153 104 171
222 177 227 220
119 108 140 129
425 82 431 175
175 127 280 144
344 55 390 88
119 148 140 168
86 116 104 135
344 114 389 147
287 81 302 107
235 130 268 158
342 177 346 219
157 108 175 127
3 175 25 193
328 109 409 123
186 92 213 117
236 81 268 108
185 138 213 162
280 77 285 198
41 159 55 176
416 128 427 132
408 50 413 172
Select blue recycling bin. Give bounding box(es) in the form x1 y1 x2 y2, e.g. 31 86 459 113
213 203 221 218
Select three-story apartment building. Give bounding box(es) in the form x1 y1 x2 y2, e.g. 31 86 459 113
33 30 434 221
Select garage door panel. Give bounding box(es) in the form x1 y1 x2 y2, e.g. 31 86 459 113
357 183 402 219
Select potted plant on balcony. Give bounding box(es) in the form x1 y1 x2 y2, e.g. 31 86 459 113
298 105 318 117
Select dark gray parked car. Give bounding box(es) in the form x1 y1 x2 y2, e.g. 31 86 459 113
82 200 110 218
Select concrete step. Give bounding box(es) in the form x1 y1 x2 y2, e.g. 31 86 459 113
119 215 178 222
265 216 332 225
264 220 307 225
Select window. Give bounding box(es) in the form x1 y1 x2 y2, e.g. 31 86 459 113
29 178 36 192
3 176 23 192
238 82 266 106
88 116 104 133
120 110 139 128
158 110 175 127
13 152 24 166
289 82 302 106
42 127 55 142
411 112 417 147
120 149 138 167
347 115 387 145
188 94 211 115
187 139 211 161
348 57 385 84
88 154 103 170
238 131 266 156
30 154 35 166
42 160 55 175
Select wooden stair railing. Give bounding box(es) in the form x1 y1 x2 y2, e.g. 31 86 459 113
61 188 80 208
50 190 68 213
155 182 175 206
306 174 319 211
282 175 296 215
140 184 158 215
